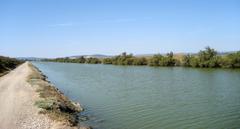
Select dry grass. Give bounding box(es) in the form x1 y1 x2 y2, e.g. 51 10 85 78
0 72 8 77
27 63 83 126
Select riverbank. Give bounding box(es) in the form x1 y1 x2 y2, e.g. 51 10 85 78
33 61 240 129
45 47 240 68
0 62 90 129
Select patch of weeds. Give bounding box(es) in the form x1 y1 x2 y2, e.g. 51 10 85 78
35 99 55 110
28 63 83 126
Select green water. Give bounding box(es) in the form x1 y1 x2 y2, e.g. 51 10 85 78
33 62 240 129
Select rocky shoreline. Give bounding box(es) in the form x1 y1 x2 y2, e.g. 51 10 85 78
27 63 91 129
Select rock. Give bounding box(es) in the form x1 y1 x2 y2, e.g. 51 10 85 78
79 116 89 121
71 102 83 112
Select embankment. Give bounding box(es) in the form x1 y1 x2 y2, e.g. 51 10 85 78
0 62 90 129
0 56 23 77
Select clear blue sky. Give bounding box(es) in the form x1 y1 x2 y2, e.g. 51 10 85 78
1 0 240 58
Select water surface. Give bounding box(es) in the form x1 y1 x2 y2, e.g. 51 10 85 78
33 62 240 129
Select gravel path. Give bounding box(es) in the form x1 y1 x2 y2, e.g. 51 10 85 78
0 62 54 129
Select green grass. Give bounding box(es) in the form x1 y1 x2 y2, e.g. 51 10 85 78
35 99 55 110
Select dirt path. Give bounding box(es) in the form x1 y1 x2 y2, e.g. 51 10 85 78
0 62 53 129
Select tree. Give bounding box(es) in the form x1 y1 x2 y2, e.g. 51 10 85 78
44 48 240 69
208 56 222 68
164 52 176 66
77 56 86 63
198 46 219 68
102 58 113 64
86 57 101 64
225 51 240 68
111 52 134 65
189 57 200 67
182 54 191 67
132 57 148 65
148 54 163 66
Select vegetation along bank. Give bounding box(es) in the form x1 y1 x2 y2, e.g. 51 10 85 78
28 63 91 129
0 56 24 76
46 47 240 68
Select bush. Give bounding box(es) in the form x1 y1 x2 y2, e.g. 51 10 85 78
148 54 163 66
44 47 240 69
35 99 55 110
0 56 23 74
85 57 101 64
102 58 113 64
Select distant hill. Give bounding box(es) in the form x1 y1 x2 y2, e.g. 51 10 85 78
16 51 238 61
69 54 113 59
17 57 46 61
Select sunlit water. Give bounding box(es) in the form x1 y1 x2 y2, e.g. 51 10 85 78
33 62 240 129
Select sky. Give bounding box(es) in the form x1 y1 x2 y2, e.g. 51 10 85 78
0 0 240 58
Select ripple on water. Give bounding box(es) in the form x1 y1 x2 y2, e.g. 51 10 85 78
33 62 240 129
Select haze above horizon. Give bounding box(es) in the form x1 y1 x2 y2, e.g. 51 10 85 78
1 0 240 58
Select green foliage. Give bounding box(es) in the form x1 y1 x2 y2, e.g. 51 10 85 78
182 54 200 67
198 47 219 68
148 52 176 66
208 56 222 68
164 52 176 66
132 57 148 65
45 47 240 69
85 57 101 64
182 54 192 67
35 99 55 110
102 58 113 64
48 57 85 63
46 56 101 64
199 47 217 61
0 56 23 74
223 51 240 68
102 53 148 66
189 56 200 67
182 47 224 68
148 54 163 66
77 56 86 63
100 52 147 66
111 52 133 65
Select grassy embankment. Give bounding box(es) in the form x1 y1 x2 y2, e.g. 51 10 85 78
0 56 24 76
27 63 84 127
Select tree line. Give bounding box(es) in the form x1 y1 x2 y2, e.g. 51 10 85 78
45 47 240 68
0 56 24 74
